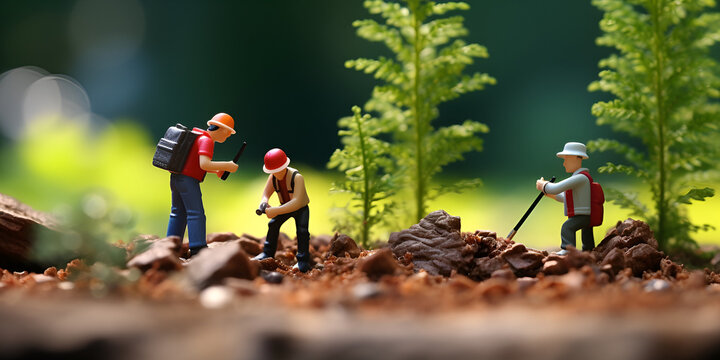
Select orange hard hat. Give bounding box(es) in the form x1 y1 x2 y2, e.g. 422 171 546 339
263 148 290 174
207 113 236 134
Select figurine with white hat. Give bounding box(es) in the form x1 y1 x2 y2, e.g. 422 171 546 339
252 148 312 272
536 142 597 255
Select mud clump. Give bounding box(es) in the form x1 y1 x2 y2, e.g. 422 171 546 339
389 210 475 276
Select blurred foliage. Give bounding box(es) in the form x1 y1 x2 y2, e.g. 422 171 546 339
328 106 396 248
588 0 720 252
346 0 495 223
32 192 134 268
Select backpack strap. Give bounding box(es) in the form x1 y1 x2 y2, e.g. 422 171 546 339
579 170 593 183
289 170 298 193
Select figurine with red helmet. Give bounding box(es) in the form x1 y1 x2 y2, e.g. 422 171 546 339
166 113 239 257
252 148 312 272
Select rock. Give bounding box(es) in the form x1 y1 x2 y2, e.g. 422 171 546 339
127 237 183 272
491 268 516 281
238 239 262 256
0 193 61 272
186 240 258 289
542 260 569 276
206 232 240 244
328 233 361 258
260 270 284 284
500 244 544 277
624 243 663 277
564 247 596 269
357 248 400 281
389 210 474 277
594 219 657 260
469 257 506 280
600 248 626 275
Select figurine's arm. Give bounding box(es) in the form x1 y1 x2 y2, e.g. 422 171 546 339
260 175 274 205
199 155 238 173
266 174 309 217
543 175 585 196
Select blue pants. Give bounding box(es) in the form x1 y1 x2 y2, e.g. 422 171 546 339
561 215 594 251
166 173 206 250
262 205 310 263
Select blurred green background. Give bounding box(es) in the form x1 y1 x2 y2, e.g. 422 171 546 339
0 0 718 249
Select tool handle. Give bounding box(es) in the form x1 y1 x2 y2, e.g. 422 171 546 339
507 176 556 239
256 202 268 216
221 142 247 181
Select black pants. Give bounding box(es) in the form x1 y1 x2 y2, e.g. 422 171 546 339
561 215 594 251
262 205 310 262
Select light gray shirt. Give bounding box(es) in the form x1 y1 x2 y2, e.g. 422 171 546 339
544 168 591 216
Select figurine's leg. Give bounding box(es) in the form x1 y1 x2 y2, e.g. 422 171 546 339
560 217 581 250
175 175 206 252
166 174 187 239
261 212 292 257
580 217 595 251
293 206 311 270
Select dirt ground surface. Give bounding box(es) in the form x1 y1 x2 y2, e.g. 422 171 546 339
2 208 720 360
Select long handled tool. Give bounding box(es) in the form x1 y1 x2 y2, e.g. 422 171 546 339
221 141 247 180
507 176 556 240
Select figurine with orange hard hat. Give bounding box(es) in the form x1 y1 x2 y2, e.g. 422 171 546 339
252 148 312 272
163 113 239 257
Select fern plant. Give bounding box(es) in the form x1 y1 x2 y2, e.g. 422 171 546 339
588 0 720 251
346 0 495 222
328 106 396 248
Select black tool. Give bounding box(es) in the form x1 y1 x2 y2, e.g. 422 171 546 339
256 202 268 216
221 141 247 180
507 176 556 240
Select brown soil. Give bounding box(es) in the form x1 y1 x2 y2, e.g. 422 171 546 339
1 209 720 360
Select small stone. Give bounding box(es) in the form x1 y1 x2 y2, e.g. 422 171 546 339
353 282 382 300
542 260 569 276
328 233 362 258
199 286 235 309
357 248 400 281
58 282 75 290
500 243 544 277
187 241 258 289
238 239 262 256
260 270 284 284
127 237 183 272
644 279 671 292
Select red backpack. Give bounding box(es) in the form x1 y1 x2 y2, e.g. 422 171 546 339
580 171 604 227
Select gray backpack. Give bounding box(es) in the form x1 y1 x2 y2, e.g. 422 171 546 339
152 124 198 173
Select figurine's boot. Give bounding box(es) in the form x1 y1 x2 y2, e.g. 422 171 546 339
252 252 273 261
189 245 208 257
293 261 312 273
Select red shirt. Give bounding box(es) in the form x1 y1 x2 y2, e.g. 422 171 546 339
181 128 214 182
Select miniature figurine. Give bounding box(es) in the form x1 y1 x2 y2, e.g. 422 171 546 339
252 148 312 272
165 113 239 257
536 142 603 255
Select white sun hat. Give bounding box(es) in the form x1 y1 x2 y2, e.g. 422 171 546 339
556 142 588 159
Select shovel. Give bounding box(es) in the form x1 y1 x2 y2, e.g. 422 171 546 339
507 176 556 240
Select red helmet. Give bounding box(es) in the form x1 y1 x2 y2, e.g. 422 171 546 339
263 148 290 174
